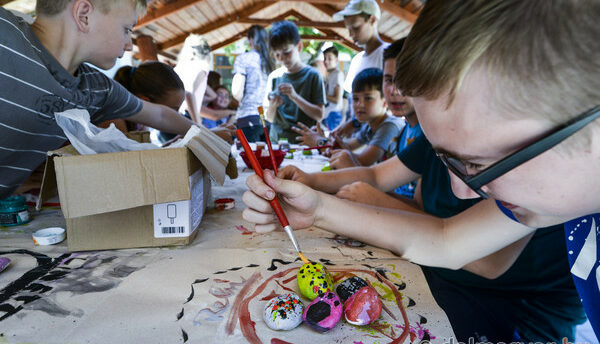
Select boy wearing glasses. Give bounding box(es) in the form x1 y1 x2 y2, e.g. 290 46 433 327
243 0 600 338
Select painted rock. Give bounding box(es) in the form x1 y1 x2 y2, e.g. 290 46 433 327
297 262 334 300
0 257 10 273
336 276 368 303
263 293 304 331
343 286 382 325
303 292 342 332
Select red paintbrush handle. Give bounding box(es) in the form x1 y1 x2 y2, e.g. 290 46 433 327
263 128 278 175
237 129 290 227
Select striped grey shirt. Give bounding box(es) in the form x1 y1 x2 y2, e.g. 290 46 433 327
0 8 143 198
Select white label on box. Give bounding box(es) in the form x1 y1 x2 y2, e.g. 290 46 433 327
153 169 204 238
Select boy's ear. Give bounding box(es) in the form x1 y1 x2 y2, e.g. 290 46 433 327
297 41 303 52
72 0 94 33
368 15 377 26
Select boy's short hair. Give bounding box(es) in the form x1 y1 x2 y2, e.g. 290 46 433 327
383 38 405 63
36 0 147 16
323 46 339 58
352 67 383 95
394 0 600 134
269 21 301 51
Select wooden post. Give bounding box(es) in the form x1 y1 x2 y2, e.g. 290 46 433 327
137 34 159 61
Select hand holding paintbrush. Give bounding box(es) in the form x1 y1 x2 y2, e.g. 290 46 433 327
237 129 310 264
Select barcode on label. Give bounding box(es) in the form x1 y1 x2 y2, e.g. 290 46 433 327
162 226 185 234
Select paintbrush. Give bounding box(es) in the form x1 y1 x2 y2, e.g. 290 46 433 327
257 106 279 175
236 129 310 264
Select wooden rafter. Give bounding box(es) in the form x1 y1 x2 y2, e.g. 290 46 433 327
0 0 16 6
287 9 359 50
135 0 209 30
269 0 419 23
238 18 345 29
157 1 274 50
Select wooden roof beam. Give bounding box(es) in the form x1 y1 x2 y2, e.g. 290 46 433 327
0 0 16 5
238 18 345 29
157 1 274 50
287 9 359 51
135 0 209 30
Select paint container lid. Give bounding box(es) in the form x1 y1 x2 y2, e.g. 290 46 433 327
32 227 66 245
214 198 235 210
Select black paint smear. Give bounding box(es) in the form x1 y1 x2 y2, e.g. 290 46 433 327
395 282 406 290
25 283 53 294
181 328 189 343
367 251 374 256
375 268 388 280
193 278 208 284
176 308 184 321
406 297 416 308
39 270 70 281
214 271 228 275
229 267 242 271
319 258 335 266
246 264 259 268
422 332 431 341
0 249 71 321
185 285 194 304
14 295 41 304
418 314 427 324
361 264 376 270
267 259 294 271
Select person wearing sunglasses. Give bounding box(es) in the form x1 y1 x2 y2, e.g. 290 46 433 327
243 0 600 339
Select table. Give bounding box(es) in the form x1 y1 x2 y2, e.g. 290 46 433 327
0 152 455 343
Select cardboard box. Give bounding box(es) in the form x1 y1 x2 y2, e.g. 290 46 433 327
38 132 212 251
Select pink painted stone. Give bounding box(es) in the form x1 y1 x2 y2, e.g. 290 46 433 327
343 286 382 325
302 292 342 332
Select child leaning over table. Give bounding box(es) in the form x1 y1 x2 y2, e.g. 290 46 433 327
328 68 404 169
265 21 326 144
0 0 220 199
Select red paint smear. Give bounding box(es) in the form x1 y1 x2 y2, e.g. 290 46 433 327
282 275 296 284
260 290 279 301
214 279 231 283
271 339 293 344
225 272 262 335
275 279 294 293
239 267 299 344
235 225 253 235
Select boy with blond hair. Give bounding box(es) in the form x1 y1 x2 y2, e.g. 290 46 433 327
0 0 230 198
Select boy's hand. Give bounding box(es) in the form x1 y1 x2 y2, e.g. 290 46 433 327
331 119 355 138
336 181 384 206
242 170 321 233
211 124 235 144
278 165 313 186
269 94 284 108
291 122 326 147
277 83 298 100
329 149 359 169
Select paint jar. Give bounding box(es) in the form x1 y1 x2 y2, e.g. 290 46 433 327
0 196 31 227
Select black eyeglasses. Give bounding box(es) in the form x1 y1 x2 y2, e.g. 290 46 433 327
436 104 600 199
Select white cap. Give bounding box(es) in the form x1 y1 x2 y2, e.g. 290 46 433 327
333 0 381 21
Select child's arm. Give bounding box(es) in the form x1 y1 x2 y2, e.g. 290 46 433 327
231 74 245 102
325 85 341 104
335 181 425 214
243 172 537 270
278 155 419 194
128 100 193 135
351 145 385 166
199 105 236 121
278 83 324 121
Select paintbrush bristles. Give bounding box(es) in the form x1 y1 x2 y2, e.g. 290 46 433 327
298 252 310 264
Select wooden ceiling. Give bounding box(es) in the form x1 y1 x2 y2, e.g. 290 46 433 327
2 0 423 62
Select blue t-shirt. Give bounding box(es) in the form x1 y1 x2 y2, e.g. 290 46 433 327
393 123 423 198
565 214 600 339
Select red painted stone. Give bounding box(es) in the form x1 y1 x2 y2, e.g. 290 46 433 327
343 286 382 325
